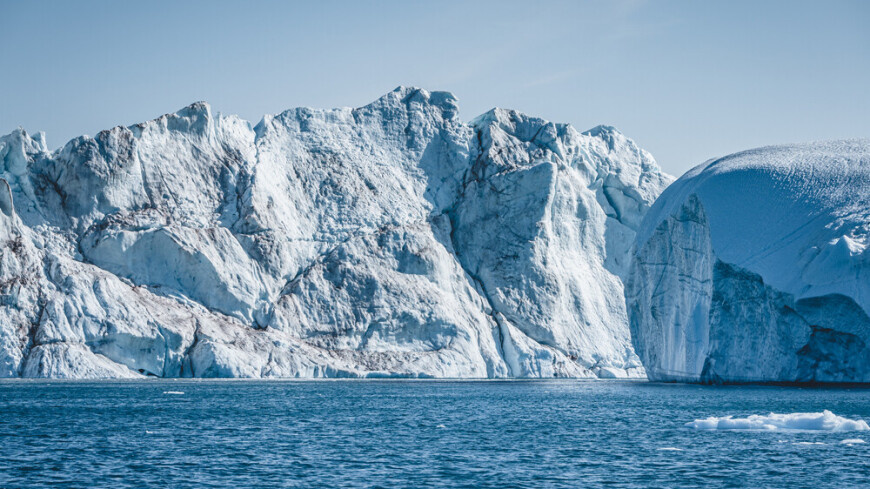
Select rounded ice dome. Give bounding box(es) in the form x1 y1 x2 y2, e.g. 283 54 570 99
627 139 870 383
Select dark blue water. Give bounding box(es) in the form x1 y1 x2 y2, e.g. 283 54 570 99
2 380 869 488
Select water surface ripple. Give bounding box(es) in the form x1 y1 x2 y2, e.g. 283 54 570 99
2 380 869 488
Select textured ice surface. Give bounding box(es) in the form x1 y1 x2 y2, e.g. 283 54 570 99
687 411 870 432
628 140 870 383
0 87 671 378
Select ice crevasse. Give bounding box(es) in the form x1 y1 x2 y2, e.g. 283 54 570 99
0 87 672 379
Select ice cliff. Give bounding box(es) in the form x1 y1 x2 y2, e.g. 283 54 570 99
628 140 870 383
0 87 671 378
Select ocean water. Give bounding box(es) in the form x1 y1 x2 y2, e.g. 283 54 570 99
2 380 869 488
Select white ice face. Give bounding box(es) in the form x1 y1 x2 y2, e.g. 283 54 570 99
628 139 870 383
0 87 671 379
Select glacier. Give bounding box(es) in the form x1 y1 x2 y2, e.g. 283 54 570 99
628 139 870 383
0 87 672 378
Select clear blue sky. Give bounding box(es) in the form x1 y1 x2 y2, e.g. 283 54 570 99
1 0 867 176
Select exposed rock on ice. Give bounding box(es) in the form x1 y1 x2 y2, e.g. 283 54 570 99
687 410 870 432
628 140 870 383
0 87 671 378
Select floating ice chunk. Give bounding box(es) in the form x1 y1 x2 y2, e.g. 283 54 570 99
687 410 869 432
840 438 866 444
163 391 185 395
657 447 684 451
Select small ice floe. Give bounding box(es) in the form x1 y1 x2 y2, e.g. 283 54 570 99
163 391 185 395
145 430 155 434
436 424 447 429
840 439 866 445
657 447 684 451
686 410 869 432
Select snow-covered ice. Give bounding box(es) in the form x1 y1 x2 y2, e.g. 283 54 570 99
628 140 870 383
686 410 870 432
0 87 671 378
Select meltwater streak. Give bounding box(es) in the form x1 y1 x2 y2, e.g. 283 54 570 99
2 381 869 489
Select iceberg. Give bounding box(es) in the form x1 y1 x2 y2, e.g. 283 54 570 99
628 140 870 383
0 87 671 378
687 410 870 432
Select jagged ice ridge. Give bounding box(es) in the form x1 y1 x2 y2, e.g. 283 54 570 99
0 87 672 378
